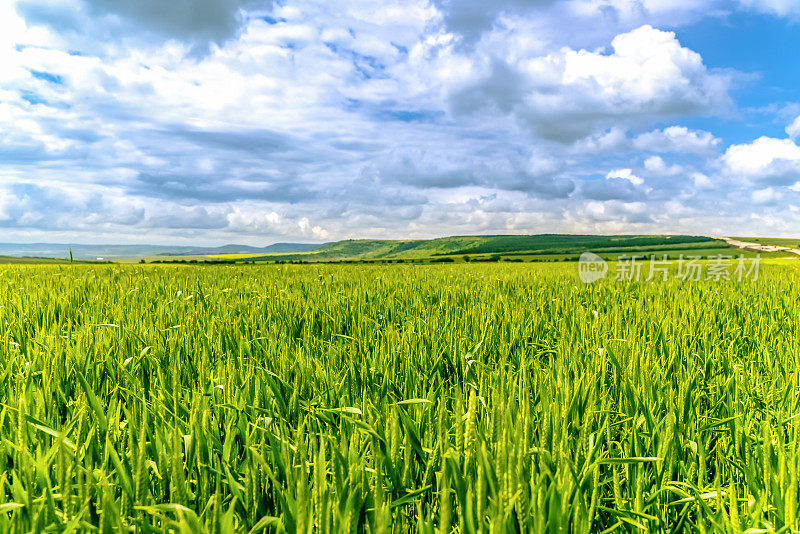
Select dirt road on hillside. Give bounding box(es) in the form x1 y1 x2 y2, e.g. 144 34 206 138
721 237 800 257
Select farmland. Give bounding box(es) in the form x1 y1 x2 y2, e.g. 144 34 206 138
0 261 799 532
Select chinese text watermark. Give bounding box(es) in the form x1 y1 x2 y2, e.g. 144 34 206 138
578 253 760 284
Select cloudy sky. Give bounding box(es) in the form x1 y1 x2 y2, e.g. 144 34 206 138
2 0 800 244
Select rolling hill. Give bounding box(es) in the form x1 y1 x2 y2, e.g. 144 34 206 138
245 234 724 261
0 242 322 260
0 235 764 263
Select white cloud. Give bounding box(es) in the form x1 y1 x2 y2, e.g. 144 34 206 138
433 0 725 53
692 172 713 189
721 136 800 185
452 25 731 142
571 127 629 153
786 115 800 138
569 0 722 24
634 126 720 154
572 199 652 225
739 0 800 16
431 0 552 43
752 186 779 203
17 0 272 52
606 168 644 185
644 155 684 175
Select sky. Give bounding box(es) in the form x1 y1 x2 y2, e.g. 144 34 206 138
3 0 800 244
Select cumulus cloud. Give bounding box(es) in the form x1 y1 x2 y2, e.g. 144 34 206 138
721 136 800 185
643 155 684 175
786 115 800 138
581 178 642 201
634 126 721 154
607 168 644 185
17 0 271 51
571 128 629 153
431 0 553 42
0 182 145 229
432 0 726 51
567 0 724 27
452 26 731 142
366 144 574 198
572 125 721 155
146 205 230 229
573 199 653 225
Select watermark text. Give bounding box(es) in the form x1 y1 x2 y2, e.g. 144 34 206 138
578 253 760 283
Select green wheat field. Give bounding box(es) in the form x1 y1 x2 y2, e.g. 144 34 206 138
0 261 798 532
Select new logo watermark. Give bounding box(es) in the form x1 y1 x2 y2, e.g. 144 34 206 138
578 253 760 284
578 252 608 283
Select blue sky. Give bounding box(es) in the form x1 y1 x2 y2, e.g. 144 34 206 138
2 0 800 244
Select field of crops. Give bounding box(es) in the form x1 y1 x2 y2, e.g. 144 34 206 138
0 261 799 532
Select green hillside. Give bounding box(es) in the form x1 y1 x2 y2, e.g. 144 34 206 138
246 234 722 262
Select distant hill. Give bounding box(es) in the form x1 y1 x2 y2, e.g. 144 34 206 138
0 242 322 260
0 255 83 264
0 235 730 262
247 234 722 261
173 243 322 256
